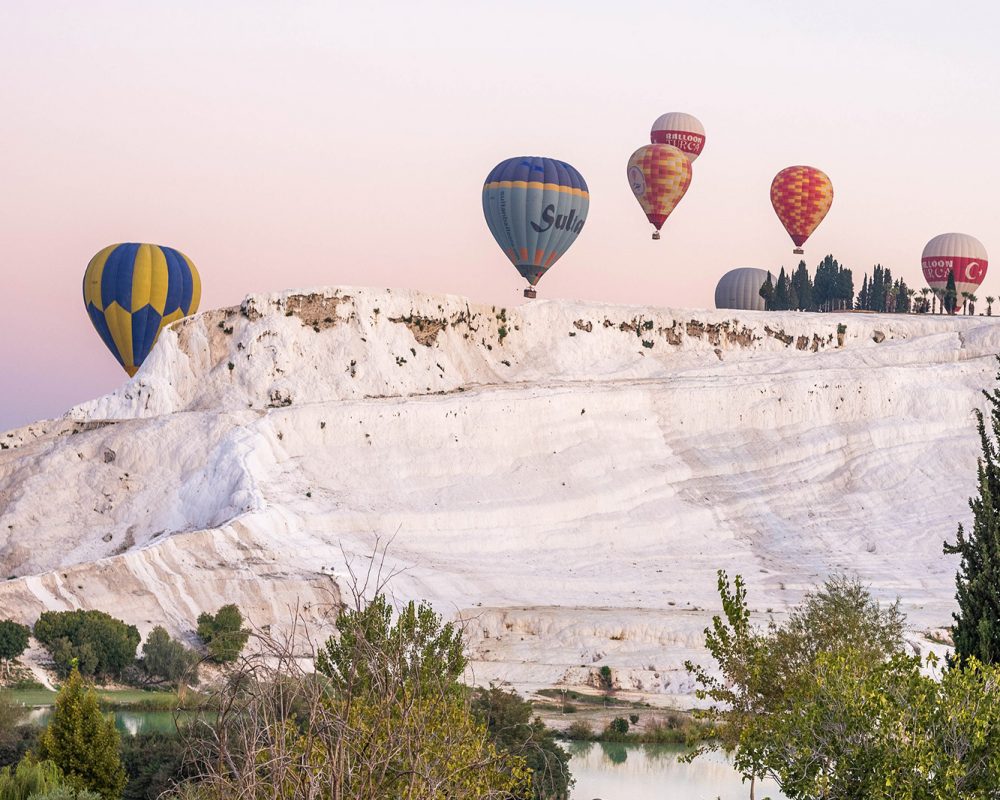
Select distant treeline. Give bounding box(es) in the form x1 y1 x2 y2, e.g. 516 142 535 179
758 256 991 315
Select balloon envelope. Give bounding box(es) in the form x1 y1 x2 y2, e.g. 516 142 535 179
770 166 833 254
715 267 772 311
627 144 692 236
82 243 201 376
650 112 705 161
922 232 988 311
482 156 589 289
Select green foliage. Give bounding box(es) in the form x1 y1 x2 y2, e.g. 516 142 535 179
36 666 127 800
0 759 64 800
685 571 907 791
24 785 102 800
140 627 199 685
316 594 466 697
688 570 1000 797
597 665 613 691
33 611 140 680
0 622 29 670
945 356 1000 667
120 733 189 800
195 606 248 664
563 721 593 741
471 685 572 800
608 717 629 735
628 713 639 724
944 268 958 313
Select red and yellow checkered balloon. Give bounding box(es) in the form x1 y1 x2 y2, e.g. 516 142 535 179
627 144 692 239
770 166 833 254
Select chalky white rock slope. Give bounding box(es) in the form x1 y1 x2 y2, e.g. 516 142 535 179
0 286 995 702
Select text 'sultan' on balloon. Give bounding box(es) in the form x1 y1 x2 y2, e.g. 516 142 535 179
627 144 692 240
482 156 589 299
82 243 201 376
921 233 988 313
770 166 833 255
650 112 706 162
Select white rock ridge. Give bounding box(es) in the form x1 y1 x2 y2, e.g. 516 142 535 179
0 286 994 701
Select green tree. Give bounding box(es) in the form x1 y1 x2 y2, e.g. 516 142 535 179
182 594 528 799
471 685 572 800
758 273 774 310
790 260 812 311
0 759 65 800
686 572 907 798
36 665 127 800
945 357 1000 666
945 268 958 314
140 627 199 685
316 594 465 696
195 605 249 664
772 268 789 311
0 621 29 679
33 611 139 680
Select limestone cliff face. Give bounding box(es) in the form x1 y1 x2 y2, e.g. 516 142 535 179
0 287 992 698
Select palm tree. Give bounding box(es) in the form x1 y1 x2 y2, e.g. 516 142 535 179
919 287 931 314
961 291 971 315
968 293 978 315
907 288 916 313
987 296 995 316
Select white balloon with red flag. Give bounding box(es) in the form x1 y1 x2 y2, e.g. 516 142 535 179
921 232 988 312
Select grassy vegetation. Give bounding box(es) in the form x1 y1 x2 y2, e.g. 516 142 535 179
558 713 715 744
2 687 195 711
534 687 651 709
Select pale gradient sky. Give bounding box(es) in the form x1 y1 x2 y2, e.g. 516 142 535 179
2 1 999 430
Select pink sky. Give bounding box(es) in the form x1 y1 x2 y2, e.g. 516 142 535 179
2 1 999 429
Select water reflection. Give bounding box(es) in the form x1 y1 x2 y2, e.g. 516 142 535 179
568 742 787 800
27 707 196 736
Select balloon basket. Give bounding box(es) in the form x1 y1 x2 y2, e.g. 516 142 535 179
793 248 804 255
523 287 537 299
652 230 661 240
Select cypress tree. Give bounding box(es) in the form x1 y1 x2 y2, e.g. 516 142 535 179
792 260 812 310
773 268 789 311
759 272 774 310
944 357 1000 667
857 274 869 310
36 663 127 799
945 269 958 314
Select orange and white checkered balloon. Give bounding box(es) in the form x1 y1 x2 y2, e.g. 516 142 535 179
770 166 833 254
627 144 692 238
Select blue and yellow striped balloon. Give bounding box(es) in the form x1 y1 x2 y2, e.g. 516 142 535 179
82 243 201 376
483 157 589 297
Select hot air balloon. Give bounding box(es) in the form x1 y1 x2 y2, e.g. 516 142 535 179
82 243 201 376
770 166 833 255
627 144 692 240
650 112 705 162
482 156 589 299
922 233 988 313
715 267 773 311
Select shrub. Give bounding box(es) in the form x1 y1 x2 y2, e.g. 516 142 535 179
141 627 199 685
608 717 629 735
597 665 613 691
195 606 249 664
121 733 190 800
471 685 572 799
0 759 64 800
34 611 140 680
628 713 639 724
26 786 102 800
564 721 594 741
